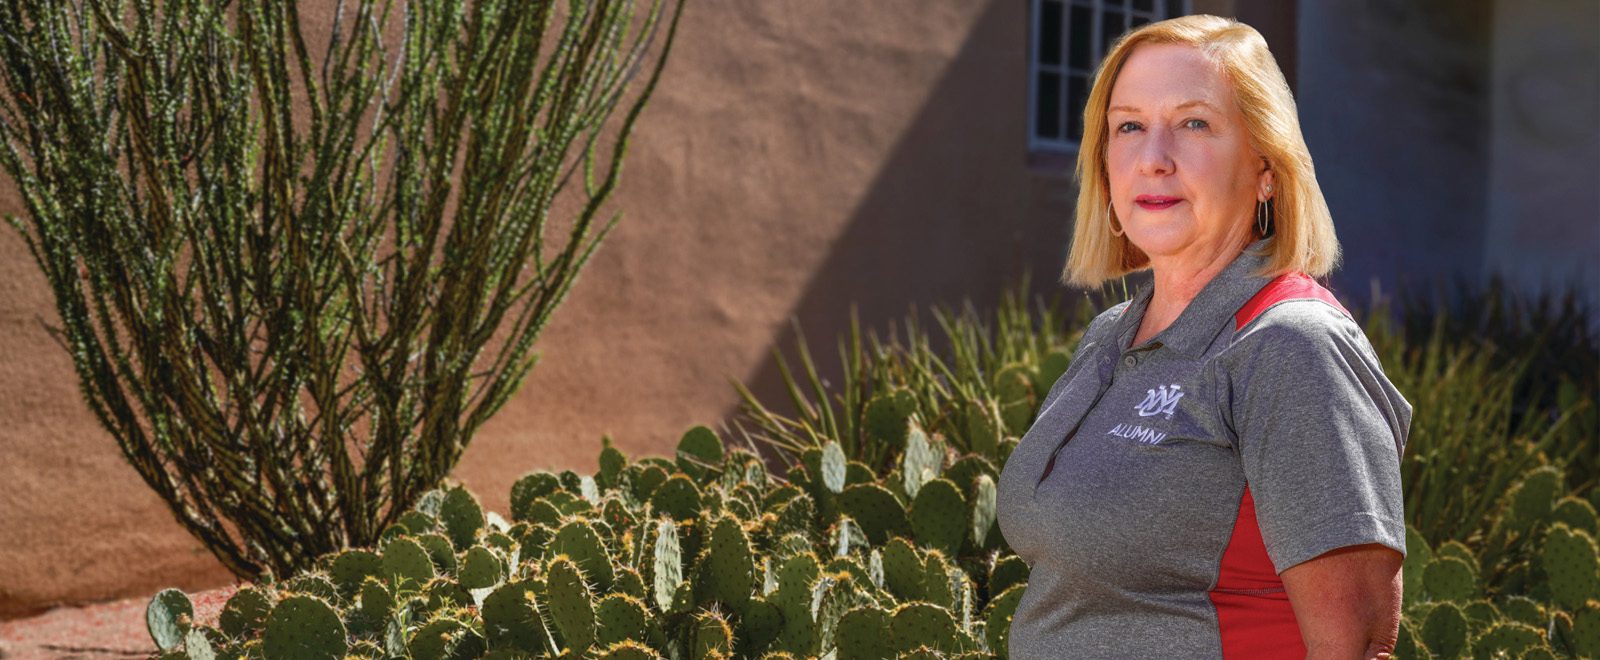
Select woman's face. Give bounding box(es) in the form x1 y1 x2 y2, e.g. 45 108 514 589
1105 43 1271 264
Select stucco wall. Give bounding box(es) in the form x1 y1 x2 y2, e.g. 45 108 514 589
0 0 1093 617
1296 0 1495 299
1483 0 1600 310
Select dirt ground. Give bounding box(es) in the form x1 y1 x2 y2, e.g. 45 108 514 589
0 586 235 660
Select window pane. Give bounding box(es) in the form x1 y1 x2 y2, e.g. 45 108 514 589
1069 5 1093 69
1101 10 1126 50
1133 0 1154 11
1037 72 1063 139
1040 1 1064 66
1066 74 1088 141
1165 0 1185 18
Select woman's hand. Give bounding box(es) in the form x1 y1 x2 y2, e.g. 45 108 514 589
1280 543 1403 659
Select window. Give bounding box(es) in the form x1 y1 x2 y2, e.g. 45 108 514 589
1029 0 1190 153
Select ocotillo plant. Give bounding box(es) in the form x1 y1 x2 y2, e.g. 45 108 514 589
0 0 686 580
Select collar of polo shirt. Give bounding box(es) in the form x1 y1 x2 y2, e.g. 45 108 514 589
1111 238 1280 358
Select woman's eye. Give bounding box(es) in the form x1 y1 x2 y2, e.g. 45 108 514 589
1115 121 1141 134
1183 118 1209 130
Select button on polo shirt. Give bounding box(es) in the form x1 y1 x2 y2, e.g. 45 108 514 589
996 239 1412 659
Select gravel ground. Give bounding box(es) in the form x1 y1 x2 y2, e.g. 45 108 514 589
0 586 236 660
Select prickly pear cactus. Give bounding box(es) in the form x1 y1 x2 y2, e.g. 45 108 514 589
439 485 486 551
262 595 347 660
676 425 725 478
553 519 615 591
1472 621 1547 657
823 605 884 659
1551 495 1600 537
651 474 703 522
1421 602 1470 659
1500 465 1563 535
653 518 684 614
909 478 967 558
693 611 734 658
970 474 999 547
329 550 382 598
145 588 193 652
595 593 651 646
1422 555 1479 602
381 536 436 587
458 545 503 590
545 556 597 653
596 639 664 659
1541 523 1600 611
889 602 959 654
218 586 272 639
481 580 548 654
701 515 756 612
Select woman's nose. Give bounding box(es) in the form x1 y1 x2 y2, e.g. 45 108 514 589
1135 127 1175 176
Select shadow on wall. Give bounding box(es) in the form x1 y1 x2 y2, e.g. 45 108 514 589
718 0 1082 433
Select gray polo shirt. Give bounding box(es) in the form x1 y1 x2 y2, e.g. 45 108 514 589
995 239 1411 659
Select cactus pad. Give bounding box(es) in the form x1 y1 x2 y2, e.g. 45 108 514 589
985 586 1024 656
702 516 756 612
596 639 664 659
1421 602 1469 659
218 586 272 639
416 533 460 575
459 545 504 590
1401 525 1431 605
971 474 998 547
145 588 193 652
835 605 893 660
1540 523 1600 610
676 425 725 477
263 595 348 660
1503 465 1563 534
901 418 942 498
652 518 683 613
694 611 734 658
545 556 597 652
1472 622 1545 657
889 603 958 653
553 519 615 590
440 486 486 550
821 440 848 494
330 550 382 598
482 580 548 653
910 478 967 558
864 388 917 449
408 616 487 659
1551 496 1600 537
1423 555 1479 602
1571 604 1600 659
594 593 650 646
650 474 703 522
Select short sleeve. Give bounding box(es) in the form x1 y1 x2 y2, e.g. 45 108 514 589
1224 300 1412 574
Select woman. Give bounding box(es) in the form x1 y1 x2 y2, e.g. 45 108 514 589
995 15 1411 660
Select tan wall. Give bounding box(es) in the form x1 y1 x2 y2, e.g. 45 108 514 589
0 0 1270 617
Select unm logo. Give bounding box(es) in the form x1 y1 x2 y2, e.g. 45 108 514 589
1135 384 1184 418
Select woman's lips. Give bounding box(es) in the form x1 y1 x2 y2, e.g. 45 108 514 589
1135 196 1181 210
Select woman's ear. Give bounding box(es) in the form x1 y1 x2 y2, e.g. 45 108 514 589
1259 162 1275 202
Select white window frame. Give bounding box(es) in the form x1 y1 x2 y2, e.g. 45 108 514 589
1028 0 1191 155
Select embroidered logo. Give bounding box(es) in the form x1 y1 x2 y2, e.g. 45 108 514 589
1108 423 1168 445
1134 384 1184 418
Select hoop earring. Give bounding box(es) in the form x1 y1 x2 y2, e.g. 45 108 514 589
1108 202 1124 237
1256 199 1271 237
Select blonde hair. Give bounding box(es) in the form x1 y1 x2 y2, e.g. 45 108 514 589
1062 14 1340 287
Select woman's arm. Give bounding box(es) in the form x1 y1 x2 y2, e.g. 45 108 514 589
1280 543 1404 660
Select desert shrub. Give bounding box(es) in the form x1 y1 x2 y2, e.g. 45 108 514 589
0 0 687 580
